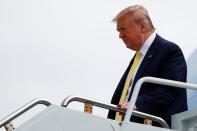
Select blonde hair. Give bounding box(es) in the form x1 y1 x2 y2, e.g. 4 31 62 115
112 5 155 30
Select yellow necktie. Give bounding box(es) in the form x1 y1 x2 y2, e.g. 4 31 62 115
115 51 142 121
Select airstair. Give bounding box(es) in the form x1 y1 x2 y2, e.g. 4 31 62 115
1 77 197 131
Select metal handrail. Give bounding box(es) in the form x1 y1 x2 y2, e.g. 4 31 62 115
122 77 197 130
61 95 169 128
0 98 51 128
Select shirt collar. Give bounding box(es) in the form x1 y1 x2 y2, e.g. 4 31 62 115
139 31 156 56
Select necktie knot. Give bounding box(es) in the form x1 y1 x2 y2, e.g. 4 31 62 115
135 51 142 60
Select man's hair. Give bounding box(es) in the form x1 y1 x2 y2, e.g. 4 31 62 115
112 5 155 30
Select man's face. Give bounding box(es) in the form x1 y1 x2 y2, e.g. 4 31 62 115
117 14 143 51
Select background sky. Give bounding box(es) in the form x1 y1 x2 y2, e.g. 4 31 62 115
0 0 197 128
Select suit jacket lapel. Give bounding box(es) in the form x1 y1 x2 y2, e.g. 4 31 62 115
134 46 156 83
129 35 159 100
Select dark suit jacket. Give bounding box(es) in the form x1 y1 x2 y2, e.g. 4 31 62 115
108 34 188 127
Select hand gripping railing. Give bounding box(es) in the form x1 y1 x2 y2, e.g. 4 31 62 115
0 98 51 130
120 77 197 131
61 95 169 128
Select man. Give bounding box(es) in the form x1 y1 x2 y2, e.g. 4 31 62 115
108 5 187 127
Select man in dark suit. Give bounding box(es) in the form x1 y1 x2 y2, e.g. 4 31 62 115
108 5 188 128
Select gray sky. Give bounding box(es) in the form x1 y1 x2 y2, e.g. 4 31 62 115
0 0 197 126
